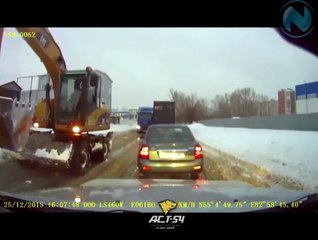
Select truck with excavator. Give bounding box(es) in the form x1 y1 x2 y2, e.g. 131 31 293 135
0 28 113 175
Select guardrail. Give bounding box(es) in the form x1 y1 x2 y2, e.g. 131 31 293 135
200 113 318 131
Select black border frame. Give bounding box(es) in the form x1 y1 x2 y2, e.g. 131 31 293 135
1 0 318 234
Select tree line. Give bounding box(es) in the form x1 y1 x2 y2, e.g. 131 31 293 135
169 87 273 123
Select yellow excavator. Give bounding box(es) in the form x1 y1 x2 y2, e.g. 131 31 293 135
0 28 113 175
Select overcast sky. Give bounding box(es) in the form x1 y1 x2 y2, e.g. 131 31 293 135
1 27 318 109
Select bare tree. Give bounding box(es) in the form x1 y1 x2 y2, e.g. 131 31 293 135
212 94 231 118
256 94 270 116
229 88 258 117
169 87 269 121
169 89 211 123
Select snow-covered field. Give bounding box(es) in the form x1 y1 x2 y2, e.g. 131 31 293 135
189 123 318 192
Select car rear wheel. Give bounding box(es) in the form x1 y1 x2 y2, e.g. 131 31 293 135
137 168 149 179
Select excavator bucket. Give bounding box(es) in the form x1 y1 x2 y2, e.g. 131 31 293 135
0 97 34 152
0 97 81 173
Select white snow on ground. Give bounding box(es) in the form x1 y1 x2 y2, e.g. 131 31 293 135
34 144 73 162
30 127 52 132
189 123 318 191
92 119 137 136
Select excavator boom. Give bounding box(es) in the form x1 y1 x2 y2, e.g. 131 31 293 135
15 28 67 97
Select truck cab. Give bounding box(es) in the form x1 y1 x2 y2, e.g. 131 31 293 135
137 107 153 134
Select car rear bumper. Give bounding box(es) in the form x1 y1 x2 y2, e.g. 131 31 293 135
138 159 203 173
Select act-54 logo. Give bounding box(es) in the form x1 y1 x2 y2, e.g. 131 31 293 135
158 199 177 214
148 199 185 230
280 0 315 38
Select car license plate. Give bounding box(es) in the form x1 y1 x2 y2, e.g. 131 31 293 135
159 152 185 159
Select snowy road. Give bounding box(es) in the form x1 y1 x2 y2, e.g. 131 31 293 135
0 120 317 193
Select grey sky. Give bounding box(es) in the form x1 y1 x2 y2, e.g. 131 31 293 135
1 27 318 109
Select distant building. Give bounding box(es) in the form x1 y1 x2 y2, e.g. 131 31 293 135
278 89 295 115
0 81 22 100
295 81 318 114
128 109 138 119
268 99 279 116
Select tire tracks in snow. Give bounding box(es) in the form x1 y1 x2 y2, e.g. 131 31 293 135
200 142 305 191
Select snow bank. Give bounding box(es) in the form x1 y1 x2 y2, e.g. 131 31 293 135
189 123 318 191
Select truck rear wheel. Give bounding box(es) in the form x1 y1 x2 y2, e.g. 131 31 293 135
92 139 109 163
70 140 91 176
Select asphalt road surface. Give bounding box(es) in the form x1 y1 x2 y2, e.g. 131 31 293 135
0 129 303 193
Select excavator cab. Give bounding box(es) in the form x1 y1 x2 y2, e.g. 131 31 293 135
57 73 89 125
53 68 110 134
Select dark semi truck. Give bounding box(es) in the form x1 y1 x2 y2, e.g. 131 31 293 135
152 101 175 124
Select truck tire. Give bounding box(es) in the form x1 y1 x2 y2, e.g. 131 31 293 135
92 139 108 163
70 140 91 176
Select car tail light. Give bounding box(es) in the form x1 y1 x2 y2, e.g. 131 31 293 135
139 144 150 159
194 144 203 159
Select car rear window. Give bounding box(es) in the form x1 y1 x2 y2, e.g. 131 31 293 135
146 126 194 143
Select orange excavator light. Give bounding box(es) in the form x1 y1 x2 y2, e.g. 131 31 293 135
72 126 81 133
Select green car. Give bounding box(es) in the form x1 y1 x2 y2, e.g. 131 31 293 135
137 124 204 179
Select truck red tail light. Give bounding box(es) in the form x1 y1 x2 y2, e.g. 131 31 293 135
139 144 150 159
194 144 203 159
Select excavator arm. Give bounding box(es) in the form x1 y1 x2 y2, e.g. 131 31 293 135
15 28 67 98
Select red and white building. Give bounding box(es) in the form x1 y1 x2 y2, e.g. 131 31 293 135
278 88 296 115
